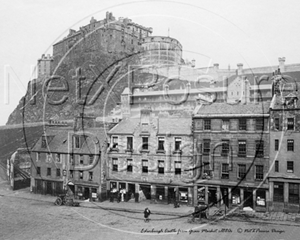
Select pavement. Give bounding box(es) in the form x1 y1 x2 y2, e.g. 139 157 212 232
1 182 300 226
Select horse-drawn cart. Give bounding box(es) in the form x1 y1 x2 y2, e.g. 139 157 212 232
54 194 80 207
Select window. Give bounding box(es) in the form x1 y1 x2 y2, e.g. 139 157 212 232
70 154 74 165
287 139 294 151
256 118 264 131
255 165 263 180
203 162 211 176
127 137 133 150
89 155 93 164
239 119 247 131
56 168 61 177
127 159 133 172
41 136 47 148
89 172 93 181
203 139 210 155
275 160 279 172
73 135 80 149
275 139 279 151
287 161 294 173
142 160 148 173
175 137 182 151
175 161 181 175
36 152 40 162
222 119 229 131
55 154 61 163
238 140 247 157
158 160 164 174
142 137 148 150
238 164 246 179
221 140 229 156
274 118 280 130
112 136 118 149
289 183 299 204
221 163 229 179
69 170 73 178
255 140 264 158
79 171 83 179
37 167 41 175
204 119 211 130
46 153 52 163
112 158 118 171
80 155 84 165
274 182 284 202
158 137 165 151
287 118 294 130
47 167 51 176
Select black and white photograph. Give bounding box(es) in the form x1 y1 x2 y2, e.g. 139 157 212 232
1 0 300 239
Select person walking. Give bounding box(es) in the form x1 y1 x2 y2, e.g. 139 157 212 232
144 207 151 222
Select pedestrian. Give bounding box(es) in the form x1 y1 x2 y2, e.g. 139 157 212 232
144 207 151 222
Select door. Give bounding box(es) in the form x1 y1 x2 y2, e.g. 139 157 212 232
46 181 52 195
221 188 229 207
140 184 151 199
244 189 253 207
127 183 135 201
84 187 90 199
168 187 175 204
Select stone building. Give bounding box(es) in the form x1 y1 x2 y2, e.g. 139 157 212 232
30 115 108 201
107 109 195 205
192 102 270 211
37 54 53 78
268 71 300 212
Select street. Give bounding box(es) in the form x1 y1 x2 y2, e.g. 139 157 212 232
1 184 300 240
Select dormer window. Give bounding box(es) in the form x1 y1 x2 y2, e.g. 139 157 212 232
41 136 47 148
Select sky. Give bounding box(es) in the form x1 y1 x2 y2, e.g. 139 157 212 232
0 0 300 126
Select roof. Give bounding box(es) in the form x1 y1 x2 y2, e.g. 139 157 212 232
31 127 107 154
108 117 192 135
194 102 270 117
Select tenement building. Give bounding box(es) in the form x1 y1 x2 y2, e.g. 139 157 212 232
192 102 270 211
30 115 108 201
268 71 300 212
107 109 195 205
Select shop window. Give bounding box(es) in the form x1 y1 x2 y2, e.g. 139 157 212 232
203 139 210 155
56 168 61 177
79 171 83 179
273 182 284 202
127 136 133 150
47 167 51 176
204 119 211 130
287 139 294 151
222 119 229 131
287 161 294 173
255 165 263 180
256 118 264 131
142 160 148 173
287 118 294 130
221 140 229 156
175 137 182 151
89 172 93 181
142 137 149 150
274 118 280 130
158 160 164 174
255 140 264 158
127 159 133 172
221 163 229 179
37 167 41 175
238 140 247 157
275 139 279 151
175 161 181 175
289 183 299 204
238 164 246 179
158 137 165 151
112 158 118 172
256 190 266 206
239 119 247 131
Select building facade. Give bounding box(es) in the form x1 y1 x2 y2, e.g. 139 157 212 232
107 109 195 205
268 72 300 212
193 102 270 211
30 115 108 201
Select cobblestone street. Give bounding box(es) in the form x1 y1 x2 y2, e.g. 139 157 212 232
1 183 300 240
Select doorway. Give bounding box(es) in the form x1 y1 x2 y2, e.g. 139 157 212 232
244 189 253 208
168 187 175 204
84 187 90 199
46 181 52 195
221 188 229 207
140 184 151 199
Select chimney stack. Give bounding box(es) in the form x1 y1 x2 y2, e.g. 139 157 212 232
237 63 243 75
278 57 285 73
213 63 219 71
